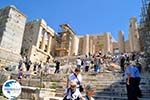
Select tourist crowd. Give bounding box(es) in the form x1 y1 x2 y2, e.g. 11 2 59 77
16 51 145 100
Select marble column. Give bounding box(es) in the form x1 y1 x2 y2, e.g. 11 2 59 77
68 37 72 56
83 35 89 55
71 35 79 55
36 27 43 48
129 17 141 52
89 39 93 54
41 31 46 51
133 25 141 52
92 44 95 54
118 31 125 53
47 34 52 54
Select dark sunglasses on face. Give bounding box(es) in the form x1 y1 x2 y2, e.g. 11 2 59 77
71 85 76 88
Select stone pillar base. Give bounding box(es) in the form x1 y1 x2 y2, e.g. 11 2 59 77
0 47 22 67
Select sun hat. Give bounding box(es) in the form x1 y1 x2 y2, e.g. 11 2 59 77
86 84 95 91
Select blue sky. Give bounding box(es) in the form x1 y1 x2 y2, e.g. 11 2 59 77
0 0 142 41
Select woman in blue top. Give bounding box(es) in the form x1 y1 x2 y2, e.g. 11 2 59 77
124 61 142 100
132 61 142 98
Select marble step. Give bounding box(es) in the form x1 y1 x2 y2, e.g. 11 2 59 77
45 97 63 100
55 88 150 98
55 85 150 97
83 76 150 81
55 87 150 97
55 82 150 88
55 92 64 97
15 78 125 83
94 95 150 100
83 76 150 80
96 87 150 92
87 84 150 88
11 73 150 84
95 91 150 97
49 96 150 100
55 87 150 94
54 81 150 89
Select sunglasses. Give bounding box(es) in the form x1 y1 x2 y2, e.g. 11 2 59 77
71 85 76 88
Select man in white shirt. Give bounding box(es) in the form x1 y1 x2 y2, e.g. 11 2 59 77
67 68 83 92
76 58 82 68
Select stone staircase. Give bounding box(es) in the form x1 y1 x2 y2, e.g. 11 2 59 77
8 71 150 100
85 72 150 100
53 72 150 100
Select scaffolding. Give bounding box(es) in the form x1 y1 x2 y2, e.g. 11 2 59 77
139 0 150 41
55 24 76 57
139 0 150 67
140 0 150 28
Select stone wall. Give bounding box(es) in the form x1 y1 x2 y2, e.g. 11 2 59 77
129 17 141 52
0 6 26 65
0 7 9 43
140 31 150 66
28 45 50 63
19 86 57 100
0 70 11 85
0 6 26 54
125 40 130 53
22 19 54 62
0 47 21 66
21 20 40 57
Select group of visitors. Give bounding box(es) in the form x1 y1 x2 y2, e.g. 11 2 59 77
76 57 91 72
119 52 143 73
119 52 143 100
64 67 96 100
17 56 61 81
76 52 104 74
17 51 145 100
64 52 144 100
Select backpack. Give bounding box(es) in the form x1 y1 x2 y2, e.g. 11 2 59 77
63 88 80 100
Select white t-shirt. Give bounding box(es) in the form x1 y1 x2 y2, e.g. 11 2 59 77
65 88 82 99
85 60 90 66
69 73 82 87
76 59 82 66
